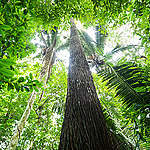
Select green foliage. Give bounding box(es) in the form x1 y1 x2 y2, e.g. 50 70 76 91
0 57 15 81
0 0 37 59
0 0 150 149
30 0 95 30
0 58 41 93
0 89 32 149
0 0 39 93
93 74 135 149
0 61 67 149
19 62 67 149
126 0 150 46
99 62 150 149
79 30 97 56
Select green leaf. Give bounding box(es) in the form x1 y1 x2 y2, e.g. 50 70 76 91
2 55 7 59
0 25 12 30
7 83 14 91
0 68 14 78
29 73 33 80
21 86 24 92
18 77 25 83
14 83 20 92
34 87 39 92
32 80 39 83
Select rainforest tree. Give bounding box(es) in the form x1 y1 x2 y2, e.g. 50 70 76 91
59 19 114 150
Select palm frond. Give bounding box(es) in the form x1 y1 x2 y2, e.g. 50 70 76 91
55 38 70 52
78 30 97 56
100 63 148 109
108 45 138 56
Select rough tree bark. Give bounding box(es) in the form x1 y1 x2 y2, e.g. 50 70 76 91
8 31 57 150
59 18 113 150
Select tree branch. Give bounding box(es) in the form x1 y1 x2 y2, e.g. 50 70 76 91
41 31 47 47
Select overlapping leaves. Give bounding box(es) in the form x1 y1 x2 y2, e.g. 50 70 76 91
0 57 41 92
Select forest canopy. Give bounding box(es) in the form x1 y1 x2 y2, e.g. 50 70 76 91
0 0 150 150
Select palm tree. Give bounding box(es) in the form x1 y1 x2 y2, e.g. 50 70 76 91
59 18 114 150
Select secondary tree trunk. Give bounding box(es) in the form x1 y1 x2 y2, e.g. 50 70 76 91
8 31 57 150
59 18 113 150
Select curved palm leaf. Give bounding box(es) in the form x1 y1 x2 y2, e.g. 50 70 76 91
55 38 70 52
98 62 150 145
99 63 149 109
78 30 97 56
108 45 138 56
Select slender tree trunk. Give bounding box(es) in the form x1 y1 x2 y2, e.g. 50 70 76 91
8 91 37 150
8 32 57 150
59 18 113 150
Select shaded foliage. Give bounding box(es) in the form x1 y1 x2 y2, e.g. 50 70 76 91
99 62 150 148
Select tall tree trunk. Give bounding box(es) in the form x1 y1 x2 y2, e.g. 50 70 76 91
59 18 113 150
8 31 57 150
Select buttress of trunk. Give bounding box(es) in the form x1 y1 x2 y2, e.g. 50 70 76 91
59 19 114 150
8 31 57 150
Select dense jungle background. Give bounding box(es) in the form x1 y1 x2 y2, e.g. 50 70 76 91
0 0 150 149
